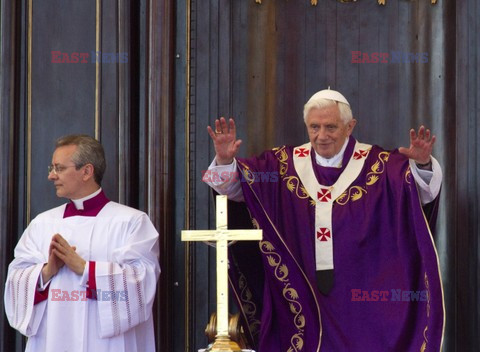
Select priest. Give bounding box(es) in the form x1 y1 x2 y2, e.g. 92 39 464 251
4 135 160 352
203 89 444 351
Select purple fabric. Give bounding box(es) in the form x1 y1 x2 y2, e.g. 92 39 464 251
228 140 444 352
311 136 356 186
63 190 110 218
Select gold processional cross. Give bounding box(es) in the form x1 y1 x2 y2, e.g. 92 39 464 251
182 195 262 352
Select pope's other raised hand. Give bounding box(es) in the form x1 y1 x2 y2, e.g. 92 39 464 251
398 125 436 168
207 117 242 165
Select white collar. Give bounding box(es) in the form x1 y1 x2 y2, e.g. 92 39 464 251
71 188 102 210
314 138 349 168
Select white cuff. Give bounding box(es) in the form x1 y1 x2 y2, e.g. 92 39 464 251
409 156 442 205
203 158 244 202
79 262 89 288
37 269 52 291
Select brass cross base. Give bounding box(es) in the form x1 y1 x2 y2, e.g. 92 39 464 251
208 335 242 352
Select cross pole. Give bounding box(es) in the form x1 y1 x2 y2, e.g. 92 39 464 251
182 195 262 352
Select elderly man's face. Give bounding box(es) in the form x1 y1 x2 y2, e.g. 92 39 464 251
305 105 356 159
47 145 87 200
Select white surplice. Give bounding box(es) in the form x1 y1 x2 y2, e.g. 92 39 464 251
4 201 160 352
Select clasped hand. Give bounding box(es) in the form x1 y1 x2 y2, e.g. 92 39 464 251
42 234 86 282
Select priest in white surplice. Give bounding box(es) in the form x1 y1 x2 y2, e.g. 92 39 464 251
4 135 160 352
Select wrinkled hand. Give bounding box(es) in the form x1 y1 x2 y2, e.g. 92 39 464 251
42 234 66 282
398 125 436 165
207 117 242 165
50 234 86 276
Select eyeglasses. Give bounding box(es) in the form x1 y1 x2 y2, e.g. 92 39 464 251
47 164 78 175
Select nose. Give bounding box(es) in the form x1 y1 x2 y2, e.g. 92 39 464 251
48 170 57 181
316 127 328 140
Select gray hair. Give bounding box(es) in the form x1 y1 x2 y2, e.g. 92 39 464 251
303 98 353 124
55 134 106 185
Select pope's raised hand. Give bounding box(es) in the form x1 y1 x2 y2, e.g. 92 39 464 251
207 117 242 165
398 125 436 166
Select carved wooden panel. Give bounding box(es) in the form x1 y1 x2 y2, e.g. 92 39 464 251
0 0 176 351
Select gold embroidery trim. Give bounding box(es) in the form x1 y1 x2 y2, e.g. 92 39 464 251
260 240 305 351
420 326 428 352
285 176 310 200
238 273 261 336
241 165 255 186
425 272 431 317
336 151 391 205
366 151 390 186
288 333 305 352
405 166 412 185
336 186 367 205
275 146 311 202
274 146 392 206
276 146 289 177
420 272 430 351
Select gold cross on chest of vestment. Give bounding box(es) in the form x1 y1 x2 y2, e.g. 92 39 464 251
182 195 262 351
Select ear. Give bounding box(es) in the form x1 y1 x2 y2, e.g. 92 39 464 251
82 164 95 182
346 118 357 135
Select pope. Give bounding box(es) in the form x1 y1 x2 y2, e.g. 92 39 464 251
204 89 444 351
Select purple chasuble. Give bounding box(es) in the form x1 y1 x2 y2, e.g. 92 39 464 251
63 190 110 218
227 138 444 352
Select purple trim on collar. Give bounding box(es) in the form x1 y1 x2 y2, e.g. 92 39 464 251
63 190 110 218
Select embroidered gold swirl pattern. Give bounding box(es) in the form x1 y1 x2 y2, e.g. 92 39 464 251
336 186 367 205
405 166 412 184
420 272 430 351
275 146 311 201
265 251 289 282
238 274 261 336
336 151 390 205
285 177 310 199
276 147 289 177
288 333 305 352
425 272 430 317
251 217 260 230
241 166 255 186
260 240 305 350
366 151 390 185
420 326 428 352
283 283 306 329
